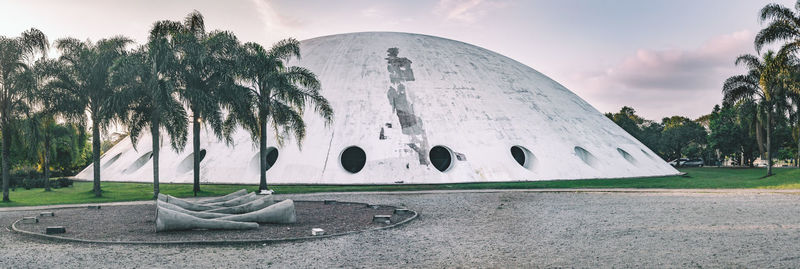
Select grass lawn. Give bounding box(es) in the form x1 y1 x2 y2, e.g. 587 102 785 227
1 167 798 207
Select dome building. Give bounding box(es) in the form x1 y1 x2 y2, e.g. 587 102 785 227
75 32 679 184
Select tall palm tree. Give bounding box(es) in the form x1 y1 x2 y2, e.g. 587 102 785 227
723 51 789 176
109 25 187 199
0 28 48 202
237 39 333 193
49 36 132 197
154 11 244 196
28 59 61 192
756 2 800 56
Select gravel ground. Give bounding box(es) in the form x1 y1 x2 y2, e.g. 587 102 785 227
2 190 800 268
12 201 407 242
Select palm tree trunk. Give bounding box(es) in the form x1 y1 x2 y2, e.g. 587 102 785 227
259 116 268 192
2 120 10 202
43 127 50 192
92 118 102 197
192 113 200 196
756 120 765 159
152 118 160 199
766 112 773 177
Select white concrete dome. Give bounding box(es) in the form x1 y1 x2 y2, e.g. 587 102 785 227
76 32 679 184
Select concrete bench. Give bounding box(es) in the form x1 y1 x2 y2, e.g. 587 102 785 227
45 226 66 234
372 215 392 224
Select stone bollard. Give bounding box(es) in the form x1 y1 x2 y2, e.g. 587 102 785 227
39 212 54 217
311 228 325 236
45 226 66 234
394 208 411 214
22 217 38 224
372 215 391 224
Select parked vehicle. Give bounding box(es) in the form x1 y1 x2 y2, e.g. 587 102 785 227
668 158 703 167
682 159 704 167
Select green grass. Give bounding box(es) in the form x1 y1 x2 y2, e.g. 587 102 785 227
1 167 799 207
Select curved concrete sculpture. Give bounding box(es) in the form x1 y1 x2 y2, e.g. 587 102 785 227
216 200 297 224
157 194 220 211
204 192 258 207
157 200 232 219
155 207 258 232
76 32 679 186
204 196 277 214
198 189 248 204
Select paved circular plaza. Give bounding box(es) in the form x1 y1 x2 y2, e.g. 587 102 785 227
2 190 800 267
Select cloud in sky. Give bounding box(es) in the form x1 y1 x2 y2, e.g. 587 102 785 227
249 0 305 35
567 30 756 119
435 0 508 23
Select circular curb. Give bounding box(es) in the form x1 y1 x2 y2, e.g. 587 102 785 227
10 201 418 245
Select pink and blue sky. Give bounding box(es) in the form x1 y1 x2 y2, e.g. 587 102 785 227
1 0 794 119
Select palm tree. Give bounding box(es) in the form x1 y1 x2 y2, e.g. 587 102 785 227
109 25 187 199
49 36 132 197
154 11 244 196
0 28 48 202
28 59 61 192
237 39 333 193
723 51 789 176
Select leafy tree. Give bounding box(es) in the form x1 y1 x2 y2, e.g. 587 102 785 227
708 104 746 163
156 11 243 196
109 26 187 199
237 39 333 192
49 36 132 197
0 28 48 202
660 116 707 165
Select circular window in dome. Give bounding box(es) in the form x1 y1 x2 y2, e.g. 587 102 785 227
510 145 536 169
617 148 637 165
430 145 454 172
340 146 366 174
574 146 597 167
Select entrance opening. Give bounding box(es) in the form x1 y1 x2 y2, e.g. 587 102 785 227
510 145 536 169
617 148 637 165
176 149 207 174
102 153 122 169
574 146 597 167
124 151 153 174
248 147 279 173
430 145 454 172
340 146 366 173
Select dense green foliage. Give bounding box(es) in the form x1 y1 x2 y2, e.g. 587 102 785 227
1 167 798 207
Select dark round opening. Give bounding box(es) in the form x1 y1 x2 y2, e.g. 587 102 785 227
340 146 366 173
511 146 526 166
430 146 453 172
265 147 278 171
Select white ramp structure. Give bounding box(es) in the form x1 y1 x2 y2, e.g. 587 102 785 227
75 32 679 184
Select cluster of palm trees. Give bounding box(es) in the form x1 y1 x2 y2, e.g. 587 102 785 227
723 2 800 177
0 11 332 202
